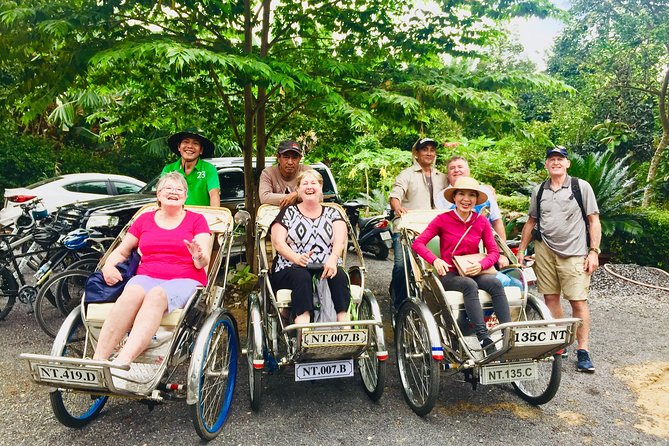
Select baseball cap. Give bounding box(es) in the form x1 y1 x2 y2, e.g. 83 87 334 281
416 137 438 150
546 146 568 159
277 140 304 156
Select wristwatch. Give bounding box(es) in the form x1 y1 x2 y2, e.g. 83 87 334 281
589 247 601 254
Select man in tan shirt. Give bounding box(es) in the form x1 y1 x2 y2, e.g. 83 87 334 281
258 140 311 207
389 137 447 308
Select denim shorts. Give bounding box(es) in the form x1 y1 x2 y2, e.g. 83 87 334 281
126 275 201 313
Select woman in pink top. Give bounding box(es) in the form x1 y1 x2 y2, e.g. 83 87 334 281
412 177 510 353
93 172 211 365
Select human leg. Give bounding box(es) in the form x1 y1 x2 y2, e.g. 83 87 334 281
93 284 145 361
570 300 590 351
474 274 511 324
328 266 351 322
271 266 313 324
390 232 407 309
114 286 168 364
440 273 488 340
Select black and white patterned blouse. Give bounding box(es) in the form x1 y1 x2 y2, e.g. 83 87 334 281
271 205 345 273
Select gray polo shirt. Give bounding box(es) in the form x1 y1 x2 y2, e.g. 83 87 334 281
528 175 599 257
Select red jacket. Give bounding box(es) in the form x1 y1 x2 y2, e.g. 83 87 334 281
411 209 499 273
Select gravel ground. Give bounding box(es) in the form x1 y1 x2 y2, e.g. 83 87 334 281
1 259 668 445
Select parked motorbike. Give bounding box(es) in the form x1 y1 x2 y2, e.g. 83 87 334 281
342 200 392 260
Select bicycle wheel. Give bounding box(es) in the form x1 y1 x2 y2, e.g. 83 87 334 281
65 256 100 272
189 309 238 441
35 269 89 338
50 307 108 428
512 296 562 405
358 290 386 401
395 300 440 416
247 296 263 411
0 266 18 321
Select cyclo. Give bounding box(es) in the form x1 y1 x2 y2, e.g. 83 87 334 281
245 203 387 410
20 205 244 441
393 210 581 416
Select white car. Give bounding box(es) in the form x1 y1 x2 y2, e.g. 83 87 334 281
0 173 146 226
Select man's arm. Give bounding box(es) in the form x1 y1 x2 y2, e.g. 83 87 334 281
258 168 287 206
517 215 536 266
208 188 220 207
491 219 506 241
584 213 601 274
389 169 409 216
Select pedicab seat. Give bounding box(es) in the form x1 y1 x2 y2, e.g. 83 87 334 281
275 284 363 309
443 287 523 313
85 303 186 327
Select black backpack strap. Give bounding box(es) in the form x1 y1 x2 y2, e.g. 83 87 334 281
534 180 547 240
570 177 591 248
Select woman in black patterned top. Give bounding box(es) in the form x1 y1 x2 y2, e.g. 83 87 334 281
270 169 350 324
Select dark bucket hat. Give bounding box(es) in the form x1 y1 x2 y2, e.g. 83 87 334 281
168 129 215 158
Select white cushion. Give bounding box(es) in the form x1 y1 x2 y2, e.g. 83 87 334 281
276 289 292 307
350 284 363 305
86 303 183 327
443 286 523 311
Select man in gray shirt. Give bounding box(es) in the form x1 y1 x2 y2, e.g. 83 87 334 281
518 146 601 373
259 140 310 207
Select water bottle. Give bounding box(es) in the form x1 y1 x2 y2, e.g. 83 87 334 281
34 260 52 282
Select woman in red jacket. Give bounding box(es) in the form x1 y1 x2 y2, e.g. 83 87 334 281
412 177 510 353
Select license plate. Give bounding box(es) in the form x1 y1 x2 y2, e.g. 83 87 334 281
302 330 367 347
295 359 354 382
523 267 537 283
514 327 568 345
36 364 102 387
480 362 537 385
380 231 391 241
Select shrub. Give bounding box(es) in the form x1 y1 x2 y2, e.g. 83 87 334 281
609 208 669 269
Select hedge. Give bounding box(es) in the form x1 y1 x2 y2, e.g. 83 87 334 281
608 208 669 269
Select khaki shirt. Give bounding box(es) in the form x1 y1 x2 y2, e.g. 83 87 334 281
258 164 311 205
389 162 447 211
528 175 599 257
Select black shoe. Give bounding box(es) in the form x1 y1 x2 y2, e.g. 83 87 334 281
480 337 497 354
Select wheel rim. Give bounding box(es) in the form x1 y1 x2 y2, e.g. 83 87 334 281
36 270 88 338
514 356 558 397
358 298 378 391
0 268 17 319
247 315 256 397
512 297 561 402
51 313 107 424
397 306 433 407
197 316 237 433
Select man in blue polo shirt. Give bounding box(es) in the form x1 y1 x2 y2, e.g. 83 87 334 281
162 129 220 206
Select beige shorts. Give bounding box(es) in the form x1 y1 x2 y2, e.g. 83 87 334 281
534 241 590 301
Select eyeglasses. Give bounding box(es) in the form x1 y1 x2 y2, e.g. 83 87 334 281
161 186 186 194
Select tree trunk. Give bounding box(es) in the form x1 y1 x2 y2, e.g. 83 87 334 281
243 0 257 270
643 133 669 206
643 65 669 206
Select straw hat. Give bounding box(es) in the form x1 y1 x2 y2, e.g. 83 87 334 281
443 177 489 205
